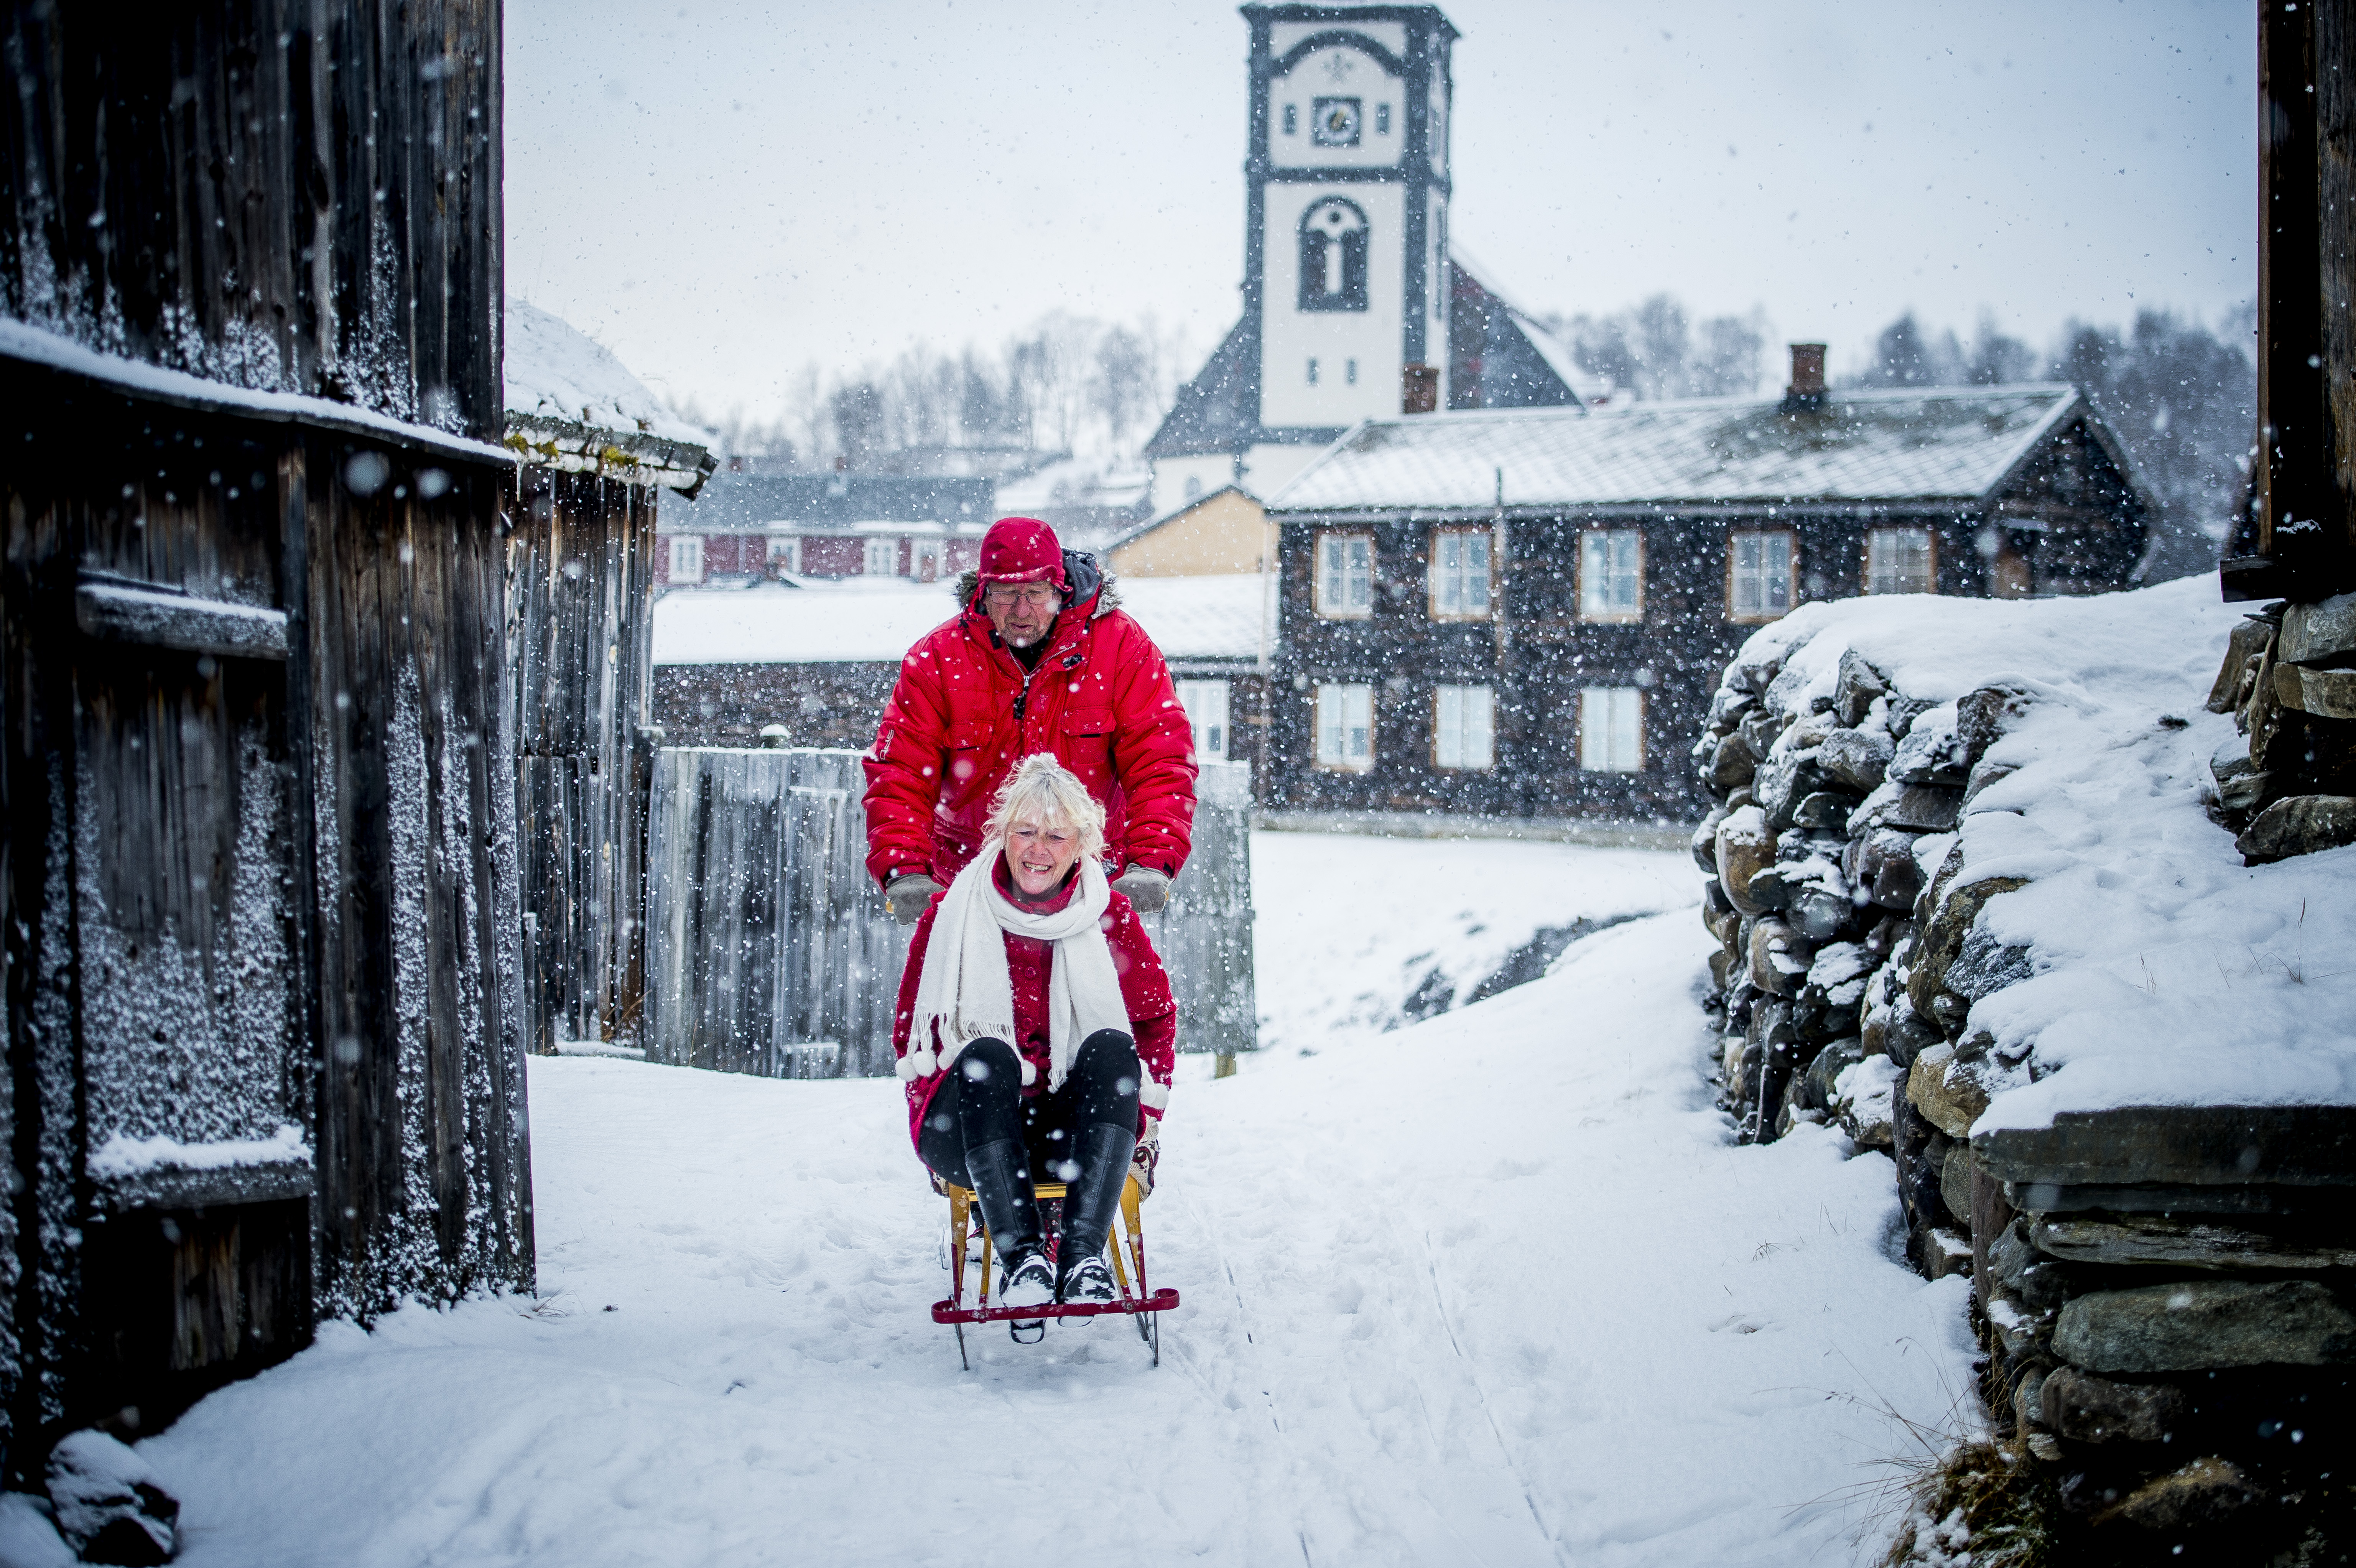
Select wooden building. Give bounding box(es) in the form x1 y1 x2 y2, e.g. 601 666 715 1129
0 2 530 1469
655 472 994 588
503 301 716 1053
1260 354 2153 823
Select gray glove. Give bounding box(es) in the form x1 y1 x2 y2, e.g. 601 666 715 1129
1109 865 1172 913
884 873 944 925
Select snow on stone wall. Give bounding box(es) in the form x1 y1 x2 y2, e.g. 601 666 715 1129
1693 576 2356 1553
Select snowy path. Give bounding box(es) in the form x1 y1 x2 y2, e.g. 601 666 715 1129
130 862 1973 1567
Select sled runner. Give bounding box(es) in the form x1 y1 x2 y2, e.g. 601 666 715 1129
932 1171 1178 1369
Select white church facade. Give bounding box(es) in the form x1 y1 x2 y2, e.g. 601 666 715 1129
1145 2 1594 515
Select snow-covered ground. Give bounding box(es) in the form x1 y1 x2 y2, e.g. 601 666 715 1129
1251 831 1696 1053
31 842 1976 1567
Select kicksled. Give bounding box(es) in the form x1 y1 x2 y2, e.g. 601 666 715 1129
933 1171 1179 1369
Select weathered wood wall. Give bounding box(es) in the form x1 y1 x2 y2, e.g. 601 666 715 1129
1 371 533 1470
0 0 503 433
646 749 908 1079
646 752 1259 1077
508 469 659 1051
1138 759 1258 1056
2236 0 2356 600
0 0 523 1478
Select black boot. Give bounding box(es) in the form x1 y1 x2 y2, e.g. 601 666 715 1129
1056 1122 1136 1303
966 1138 1053 1308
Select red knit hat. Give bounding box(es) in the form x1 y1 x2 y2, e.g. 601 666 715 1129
977 517 1066 587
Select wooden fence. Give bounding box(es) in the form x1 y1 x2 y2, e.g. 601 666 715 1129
646 751 1258 1076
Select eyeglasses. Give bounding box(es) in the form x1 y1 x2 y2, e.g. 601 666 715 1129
984 584 1061 610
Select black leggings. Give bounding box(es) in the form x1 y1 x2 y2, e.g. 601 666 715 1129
917 1031 1140 1188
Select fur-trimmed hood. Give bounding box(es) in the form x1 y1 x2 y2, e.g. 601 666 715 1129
953 548 1120 618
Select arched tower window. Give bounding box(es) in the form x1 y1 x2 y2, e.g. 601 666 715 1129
1297 198 1369 313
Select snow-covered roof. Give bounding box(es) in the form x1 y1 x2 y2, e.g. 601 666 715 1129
1268 383 2087 515
661 472 994 534
996 455 1153 514
503 300 717 494
0 316 517 467
1106 573 1273 664
652 573 1272 667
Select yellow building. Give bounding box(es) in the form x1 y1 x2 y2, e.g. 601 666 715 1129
1103 486 1276 578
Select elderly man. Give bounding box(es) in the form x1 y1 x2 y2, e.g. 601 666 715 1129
863 516 1198 922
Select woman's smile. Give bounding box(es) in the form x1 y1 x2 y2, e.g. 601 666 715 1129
1005 817 1081 897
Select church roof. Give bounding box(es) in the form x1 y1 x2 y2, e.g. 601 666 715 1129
1265 383 2095 515
1145 254 1591 459
1446 259 1599 411
1143 317 1262 459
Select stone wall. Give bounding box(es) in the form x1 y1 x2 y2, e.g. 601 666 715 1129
1691 607 2353 1561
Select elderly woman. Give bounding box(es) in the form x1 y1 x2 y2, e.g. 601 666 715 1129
893 753 1176 1310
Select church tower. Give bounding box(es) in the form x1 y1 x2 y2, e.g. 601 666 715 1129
1244 5 1456 450
1146 4 1581 515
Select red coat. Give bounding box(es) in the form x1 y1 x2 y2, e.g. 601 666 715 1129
892 862 1176 1153
861 556 1197 887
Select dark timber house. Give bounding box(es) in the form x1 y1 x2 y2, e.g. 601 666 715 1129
503 300 716 1053
1261 351 2154 824
0 2 531 1470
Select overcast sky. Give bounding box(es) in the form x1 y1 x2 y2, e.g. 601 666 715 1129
505 1 2255 423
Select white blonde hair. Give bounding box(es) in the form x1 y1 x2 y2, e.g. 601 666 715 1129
986 754 1106 859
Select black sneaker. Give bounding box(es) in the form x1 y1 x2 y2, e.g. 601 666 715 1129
997 1245 1055 1311
1058 1253 1116 1305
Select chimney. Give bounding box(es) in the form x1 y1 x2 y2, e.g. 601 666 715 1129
1780 343 1828 414
1401 362 1439 415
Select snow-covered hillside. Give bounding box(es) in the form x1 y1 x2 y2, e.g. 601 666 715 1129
39 840 1980 1568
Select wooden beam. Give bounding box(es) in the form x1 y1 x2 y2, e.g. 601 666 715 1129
76 577 290 660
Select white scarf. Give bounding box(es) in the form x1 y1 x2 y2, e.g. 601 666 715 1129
899 841 1130 1093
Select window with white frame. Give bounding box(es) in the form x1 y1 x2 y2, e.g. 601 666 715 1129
668 534 704 584
1175 679 1231 763
1433 684 1494 769
1727 530 1795 622
1578 687 1644 772
1315 682 1374 770
766 534 800 575
1429 528 1492 619
862 536 898 576
1866 527 1935 595
1316 533 1373 617
1578 530 1643 622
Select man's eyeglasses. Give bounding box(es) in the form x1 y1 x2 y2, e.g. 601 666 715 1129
984 584 1061 611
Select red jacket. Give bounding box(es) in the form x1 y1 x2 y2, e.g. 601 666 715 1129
862 554 1197 887
891 862 1176 1152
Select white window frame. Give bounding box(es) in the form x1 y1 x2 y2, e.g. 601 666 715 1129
1726 529 1796 624
668 533 704 585
1315 533 1374 619
766 534 800 575
1175 679 1232 763
1866 527 1936 596
1578 687 1644 773
862 536 898 577
1315 681 1375 771
1432 684 1495 770
1428 528 1493 620
1577 530 1644 623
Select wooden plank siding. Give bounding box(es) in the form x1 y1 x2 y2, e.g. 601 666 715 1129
646 752 1259 1078
2 371 531 1464
0 0 502 434
507 469 659 1052
0 0 523 1474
